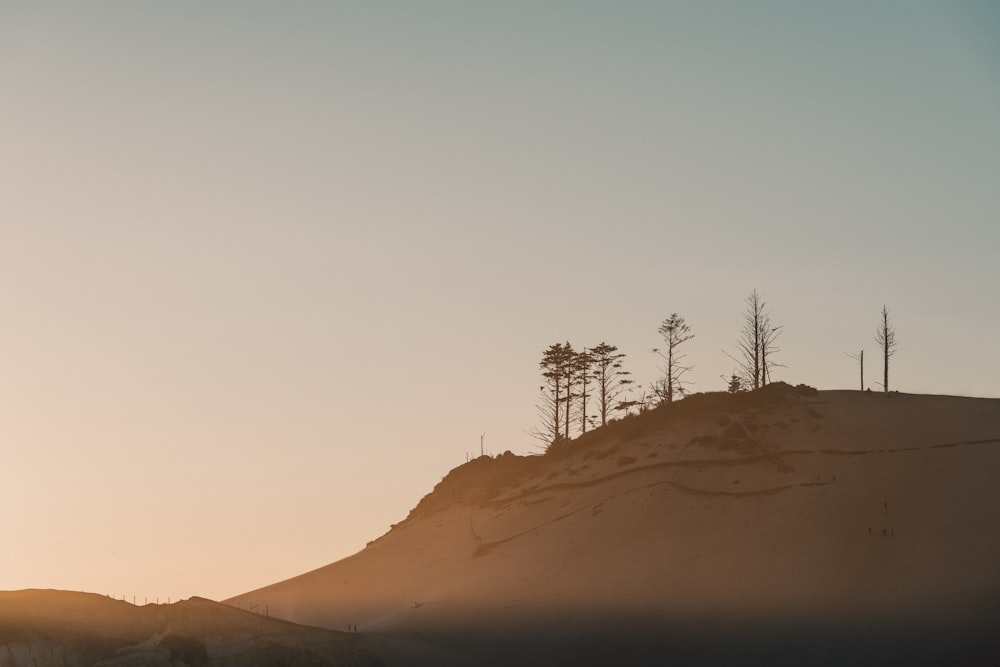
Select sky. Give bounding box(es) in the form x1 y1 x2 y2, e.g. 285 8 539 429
1 1 999 603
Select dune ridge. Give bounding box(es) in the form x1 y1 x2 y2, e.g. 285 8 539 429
229 387 1000 665
0 589 383 667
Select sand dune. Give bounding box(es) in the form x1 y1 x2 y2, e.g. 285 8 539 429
229 386 1000 665
0 590 383 667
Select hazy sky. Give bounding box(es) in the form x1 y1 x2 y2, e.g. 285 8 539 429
2 1 998 602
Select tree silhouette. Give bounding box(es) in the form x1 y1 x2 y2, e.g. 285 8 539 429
614 395 644 418
726 289 782 389
560 341 577 440
847 349 864 391
651 313 694 405
574 349 594 434
875 306 897 392
532 342 573 447
589 342 633 427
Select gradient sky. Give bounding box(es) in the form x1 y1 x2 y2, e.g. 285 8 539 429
2 1 998 602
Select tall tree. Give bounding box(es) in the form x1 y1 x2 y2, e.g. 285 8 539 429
574 348 594 434
876 306 897 392
726 289 782 390
533 342 572 447
759 311 782 385
651 313 694 405
589 342 633 427
560 341 576 440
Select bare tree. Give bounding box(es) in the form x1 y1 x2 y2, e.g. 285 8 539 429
760 312 782 385
725 289 782 390
651 313 694 405
875 306 897 392
589 342 633 427
846 349 864 391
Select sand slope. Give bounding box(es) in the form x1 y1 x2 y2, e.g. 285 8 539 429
230 387 1000 666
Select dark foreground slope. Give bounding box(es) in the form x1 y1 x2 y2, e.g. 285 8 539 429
231 386 1000 666
0 589 383 667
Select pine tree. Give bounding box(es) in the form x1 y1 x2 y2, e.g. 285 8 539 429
574 349 594 434
533 342 573 447
589 342 633 427
651 313 694 405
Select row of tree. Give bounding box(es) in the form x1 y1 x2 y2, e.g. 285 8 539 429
531 342 635 446
533 291 899 446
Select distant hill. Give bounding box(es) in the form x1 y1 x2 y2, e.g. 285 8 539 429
229 385 1000 666
0 589 383 667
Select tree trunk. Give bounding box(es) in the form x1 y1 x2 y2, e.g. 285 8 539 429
882 310 889 392
754 318 760 389
554 381 562 442
564 372 571 439
600 372 607 427
667 344 674 403
883 345 889 393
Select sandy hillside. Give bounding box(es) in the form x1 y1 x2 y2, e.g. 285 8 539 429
229 385 1000 666
0 589 383 667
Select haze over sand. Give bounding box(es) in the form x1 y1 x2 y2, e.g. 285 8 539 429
229 387 1000 666
0 589 383 667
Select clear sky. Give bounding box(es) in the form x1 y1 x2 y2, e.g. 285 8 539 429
2 1 998 602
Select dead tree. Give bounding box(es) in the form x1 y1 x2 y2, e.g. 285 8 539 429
651 313 694 405
846 349 864 391
759 312 782 385
725 289 782 390
875 306 897 392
